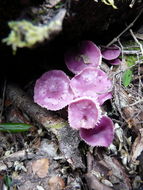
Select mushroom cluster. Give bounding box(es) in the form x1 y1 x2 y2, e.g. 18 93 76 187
101 45 121 65
34 40 115 147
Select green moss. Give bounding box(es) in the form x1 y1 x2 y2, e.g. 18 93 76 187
2 19 62 52
124 55 137 67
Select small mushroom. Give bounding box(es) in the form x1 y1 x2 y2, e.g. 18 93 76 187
70 67 112 104
101 45 121 61
65 40 102 74
34 70 74 111
68 97 101 130
108 58 121 65
79 116 114 147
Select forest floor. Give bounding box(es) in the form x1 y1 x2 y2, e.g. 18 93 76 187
0 1 143 190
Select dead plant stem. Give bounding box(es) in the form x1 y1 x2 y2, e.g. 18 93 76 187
0 80 7 122
106 8 143 47
130 29 143 56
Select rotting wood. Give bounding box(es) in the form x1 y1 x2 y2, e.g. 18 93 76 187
6 83 85 170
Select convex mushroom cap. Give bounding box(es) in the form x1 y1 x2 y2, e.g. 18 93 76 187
101 45 121 65
80 116 114 147
70 67 112 105
34 70 74 111
101 45 121 60
68 97 101 130
65 40 102 74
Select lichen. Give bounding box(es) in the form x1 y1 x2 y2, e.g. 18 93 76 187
101 0 117 9
2 19 62 52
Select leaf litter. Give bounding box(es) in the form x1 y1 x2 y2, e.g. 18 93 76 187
0 30 143 190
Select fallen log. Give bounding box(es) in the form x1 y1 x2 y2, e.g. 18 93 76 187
6 83 85 169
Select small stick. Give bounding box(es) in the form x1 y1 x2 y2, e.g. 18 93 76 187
127 98 143 107
117 39 124 86
0 80 7 122
130 29 143 56
123 50 141 55
106 8 143 47
137 53 142 96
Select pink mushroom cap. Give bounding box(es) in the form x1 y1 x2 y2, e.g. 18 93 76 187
108 58 121 65
34 70 74 111
70 67 112 103
98 92 112 105
102 45 121 60
68 97 101 130
65 40 102 74
79 116 114 147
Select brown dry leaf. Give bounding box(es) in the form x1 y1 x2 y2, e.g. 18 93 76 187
86 152 131 190
32 158 49 178
48 176 65 190
122 107 143 133
131 129 143 163
104 155 131 190
85 173 113 190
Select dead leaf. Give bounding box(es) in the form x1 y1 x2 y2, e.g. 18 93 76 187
104 155 131 190
85 173 113 190
123 107 143 133
48 176 65 190
131 129 143 163
32 158 49 178
86 152 131 190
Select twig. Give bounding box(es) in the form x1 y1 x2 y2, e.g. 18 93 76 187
0 80 7 122
129 0 136 8
123 50 141 55
130 29 143 56
137 54 142 95
118 39 124 86
106 8 143 47
127 98 143 107
136 59 143 64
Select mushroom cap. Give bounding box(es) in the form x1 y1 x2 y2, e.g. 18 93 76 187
70 67 112 100
34 70 74 111
68 97 101 130
65 40 102 74
79 116 114 147
98 92 112 105
109 58 121 65
102 45 121 60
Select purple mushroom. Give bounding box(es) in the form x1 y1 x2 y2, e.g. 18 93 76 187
70 67 112 104
98 92 112 105
34 70 74 111
101 45 121 61
65 40 102 74
68 97 101 130
79 116 114 147
109 58 121 65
